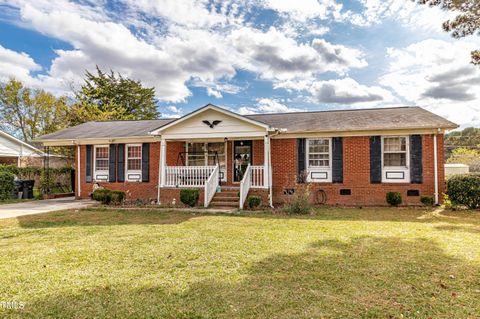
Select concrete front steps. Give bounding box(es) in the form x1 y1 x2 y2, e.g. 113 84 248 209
209 188 239 209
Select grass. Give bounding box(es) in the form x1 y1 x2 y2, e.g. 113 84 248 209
0 198 33 205
1 207 480 318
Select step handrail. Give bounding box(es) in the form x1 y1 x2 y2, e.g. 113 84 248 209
204 165 220 208
239 164 252 210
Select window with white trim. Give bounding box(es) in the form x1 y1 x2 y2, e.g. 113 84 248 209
94 145 109 181
306 138 332 182
308 139 330 167
383 137 407 167
126 144 142 181
381 136 410 183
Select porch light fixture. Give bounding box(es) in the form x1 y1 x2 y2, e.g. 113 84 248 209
224 137 228 142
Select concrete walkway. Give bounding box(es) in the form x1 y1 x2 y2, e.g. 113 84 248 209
0 197 96 219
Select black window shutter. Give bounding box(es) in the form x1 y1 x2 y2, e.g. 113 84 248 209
109 144 117 182
332 137 343 183
370 136 382 183
85 145 92 183
142 143 150 182
117 144 125 182
297 138 306 183
410 135 423 184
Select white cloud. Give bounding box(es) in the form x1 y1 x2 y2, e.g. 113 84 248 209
380 39 480 127
263 0 343 22
238 98 304 114
230 27 366 81
206 87 223 98
0 44 41 82
309 78 395 105
161 105 182 118
346 0 454 31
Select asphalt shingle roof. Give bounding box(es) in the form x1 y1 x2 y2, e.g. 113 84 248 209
246 106 457 132
37 106 457 141
37 119 174 140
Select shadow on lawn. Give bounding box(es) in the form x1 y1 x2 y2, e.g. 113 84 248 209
16 208 198 228
11 236 480 318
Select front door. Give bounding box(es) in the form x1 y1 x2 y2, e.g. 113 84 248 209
233 140 252 182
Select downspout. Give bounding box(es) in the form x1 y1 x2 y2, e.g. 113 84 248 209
433 132 439 205
268 129 281 208
157 137 162 205
77 144 81 198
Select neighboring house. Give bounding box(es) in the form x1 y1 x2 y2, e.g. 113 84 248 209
444 163 469 176
0 130 70 168
36 104 457 208
0 130 44 166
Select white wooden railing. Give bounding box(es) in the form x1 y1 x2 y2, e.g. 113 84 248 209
204 165 219 208
251 165 265 188
164 166 216 187
239 164 252 210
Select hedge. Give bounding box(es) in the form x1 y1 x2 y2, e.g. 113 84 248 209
247 196 261 209
0 171 15 200
446 174 480 209
386 192 402 207
180 189 200 207
92 189 126 205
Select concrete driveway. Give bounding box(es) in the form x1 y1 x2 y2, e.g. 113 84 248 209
0 197 96 219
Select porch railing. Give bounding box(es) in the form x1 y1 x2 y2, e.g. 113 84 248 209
239 164 252 210
204 165 220 208
251 165 265 188
164 166 216 187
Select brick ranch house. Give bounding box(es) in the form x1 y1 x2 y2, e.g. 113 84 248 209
37 104 457 208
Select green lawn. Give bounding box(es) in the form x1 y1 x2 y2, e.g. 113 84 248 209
1 207 480 318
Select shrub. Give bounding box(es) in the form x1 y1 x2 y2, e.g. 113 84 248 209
386 192 402 207
92 189 111 204
0 171 15 200
285 192 311 215
180 189 200 207
447 174 480 209
420 196 434 206
110 190 126 205
247 196 261 209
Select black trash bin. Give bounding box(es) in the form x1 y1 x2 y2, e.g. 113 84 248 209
22 180 35 199
11 180 22 199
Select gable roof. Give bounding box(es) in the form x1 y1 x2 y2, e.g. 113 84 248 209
36 105 457 143
0 130 43 156
245 106 458 133
149 104 272 134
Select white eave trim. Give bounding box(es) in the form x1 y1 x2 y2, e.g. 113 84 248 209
0 131 44 154
148 104 273 135
36 135 160 146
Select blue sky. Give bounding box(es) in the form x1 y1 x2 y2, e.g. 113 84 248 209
0 0 479 127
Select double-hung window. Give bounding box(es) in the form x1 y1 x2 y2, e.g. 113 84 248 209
94 145 109 181
382 136 410 183
306 138 332 182
126 144 142 181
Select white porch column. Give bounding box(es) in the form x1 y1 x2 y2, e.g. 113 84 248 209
160 138 167 187
77 144 81 198
264 135 270 188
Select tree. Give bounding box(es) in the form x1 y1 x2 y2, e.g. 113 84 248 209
72 66 159 124
446 147 480 171
0 79 69 142
415 0 480 65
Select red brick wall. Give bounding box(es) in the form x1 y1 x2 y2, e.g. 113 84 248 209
166 141 185 166
76 142 160 202
76 134 445 207
271 134 445 206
